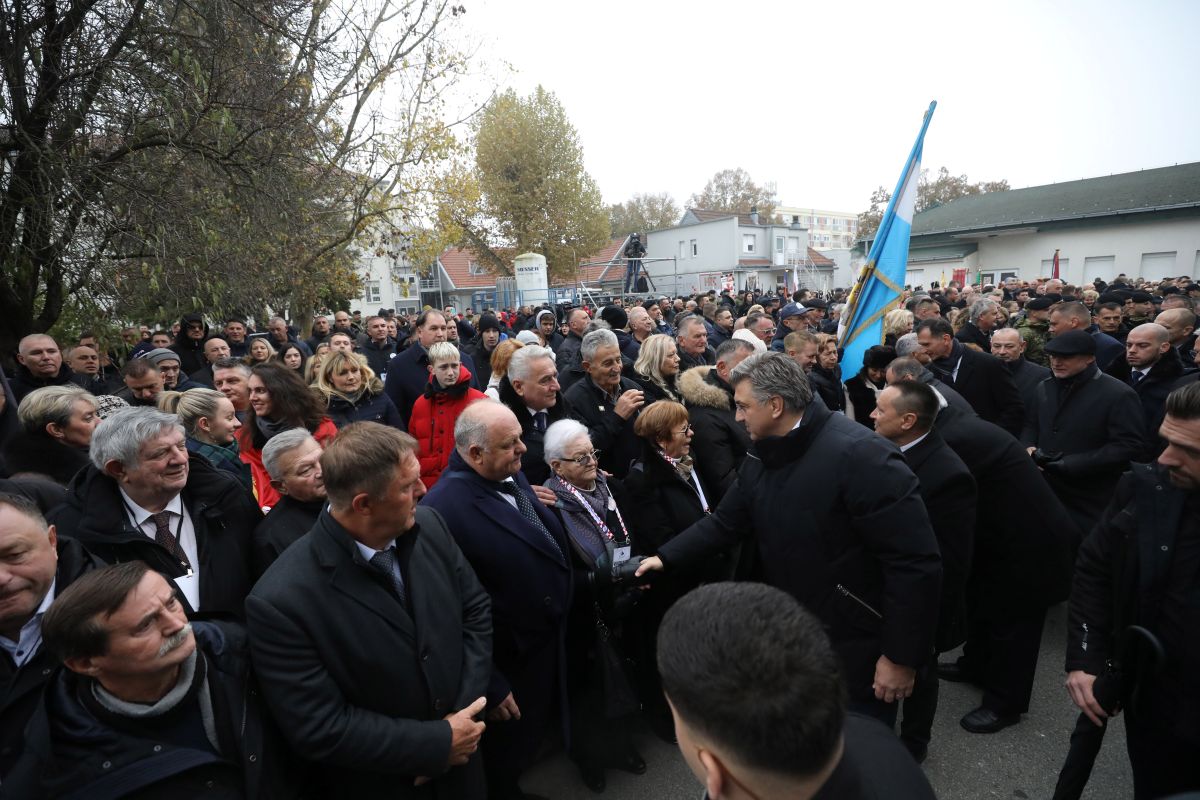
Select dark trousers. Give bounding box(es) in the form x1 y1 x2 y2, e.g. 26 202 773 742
623 260 642 294
960 607 1047 714
1051 711 1107 800
1125 704 1200 799
900 658 939 750
483 639 561 800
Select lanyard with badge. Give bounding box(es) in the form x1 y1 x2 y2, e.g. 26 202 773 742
122 500 192 576
554 476 633 565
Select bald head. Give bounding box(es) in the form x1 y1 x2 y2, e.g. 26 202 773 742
989 327 1025 363
454 399 524 482
1154 308 1196 347
1125 323 1171 370
17 335 62 378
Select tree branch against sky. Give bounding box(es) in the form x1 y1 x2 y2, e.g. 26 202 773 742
688 168 778 220
856 167 1011 242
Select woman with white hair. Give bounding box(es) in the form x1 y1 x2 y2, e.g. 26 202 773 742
2 384 99 484
542 419 645 793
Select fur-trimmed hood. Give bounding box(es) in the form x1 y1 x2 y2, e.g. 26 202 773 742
678 365 732 410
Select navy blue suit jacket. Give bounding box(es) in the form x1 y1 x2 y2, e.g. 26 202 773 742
420 451 571 711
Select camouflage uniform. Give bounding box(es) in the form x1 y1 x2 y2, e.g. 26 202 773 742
1015 316 1049 366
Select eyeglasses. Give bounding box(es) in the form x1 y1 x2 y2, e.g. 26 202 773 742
564 449 601 466
675 424 693 436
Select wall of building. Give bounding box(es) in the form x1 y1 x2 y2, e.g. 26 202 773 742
776 206 860 250
933 216 1200 285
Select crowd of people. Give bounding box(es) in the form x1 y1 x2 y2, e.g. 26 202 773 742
0 272 1198 798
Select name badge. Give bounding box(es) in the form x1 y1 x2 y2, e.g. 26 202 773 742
613 546 631 564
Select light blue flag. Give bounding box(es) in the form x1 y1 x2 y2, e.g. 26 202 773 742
839 101 937 378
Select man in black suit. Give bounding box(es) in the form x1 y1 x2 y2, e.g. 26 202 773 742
1021 330 1145 535
871 381 976 760
1104 322 1195 458
245 422 492 798
888 372 1078 736
497 344 571 487
421 401 572 800
991 327 1050 414
917 317 1024 436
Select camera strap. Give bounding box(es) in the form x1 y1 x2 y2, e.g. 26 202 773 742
554 476 629 545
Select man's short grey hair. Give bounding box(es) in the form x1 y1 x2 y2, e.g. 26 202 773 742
676 315 706 337
584 319 611 333
968 299 999 325
262 428 317 481
543 419 591 465
728 351 812 413
580 329 619 362
89 407 184 470
17 385 97 434
212 357 251 376
454 406 491 452
508 345 556 384
895 332 923 358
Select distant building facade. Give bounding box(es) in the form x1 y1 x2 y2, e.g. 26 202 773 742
775 206 860 250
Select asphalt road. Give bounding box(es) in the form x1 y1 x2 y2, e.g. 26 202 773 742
523 602 1134 799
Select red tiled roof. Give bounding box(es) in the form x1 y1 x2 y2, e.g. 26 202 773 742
556 236 630 286
437 247 505 289
807 248 835 267
738 258 772 267
440 237 632 290
737 249 834 269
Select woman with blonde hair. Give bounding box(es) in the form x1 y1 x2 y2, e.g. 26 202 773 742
313 350 403 430
244 336 276 365
304 342 331 385
2 384 98 484
883 308 914 346
485 338 524 400
632 333 682 403
158 387 250 489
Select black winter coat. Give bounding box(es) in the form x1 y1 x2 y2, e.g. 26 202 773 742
48 455 261 617
6 621 297 800
0 428 89 485
1020 364 1145 532
246 508 491 799
676 366 749 501
954 321 991 350
359 338 398 377
1067 463 1200 746
562 375 643 479
931 341 1025 436
657 400 943 696
497 375 572 487
169 313 210 375
461 337 495 388
8 363 75 405
555 332 585 373
326 388 404 430
808 365 846 413
901 430 976 652
0 538 97 779
937 404 1077 616
251 495 325 578
1005 357 1050 421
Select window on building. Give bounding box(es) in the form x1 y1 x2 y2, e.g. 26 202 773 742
691 239 698 257
743 234 756 253
364 280 381 304
679 240 687 258
1140 251 1177 280
1083 256 1116 284
775 236 784 253
468 260 486 276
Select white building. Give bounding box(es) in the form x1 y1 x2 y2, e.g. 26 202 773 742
882 162 1200 288
775 206 860 250
643 209 836 295
348 250 422 318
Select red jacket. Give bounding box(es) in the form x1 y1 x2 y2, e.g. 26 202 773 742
408 365 487 489
238 416 339 512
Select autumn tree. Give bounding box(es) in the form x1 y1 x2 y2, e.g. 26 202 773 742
856 167 1010 242
608 193 681 237
439 86 610 281
688 168 778 220
0 0 469 354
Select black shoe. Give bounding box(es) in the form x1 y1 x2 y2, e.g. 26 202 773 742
901 737 928 764
578 764 606 793
936 661 977 684
610 747 646 775
959 706 1020 733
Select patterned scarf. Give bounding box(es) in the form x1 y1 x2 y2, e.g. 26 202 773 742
658 449 695 482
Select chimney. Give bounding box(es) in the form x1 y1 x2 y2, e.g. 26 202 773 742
749 206 759 225
790 215 804 230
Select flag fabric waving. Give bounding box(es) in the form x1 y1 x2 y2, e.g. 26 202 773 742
1052 249 1060 280
839 101 937 378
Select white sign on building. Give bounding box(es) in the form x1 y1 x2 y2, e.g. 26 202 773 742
514 252 549 307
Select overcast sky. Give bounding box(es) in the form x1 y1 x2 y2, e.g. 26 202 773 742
452 0 1200 214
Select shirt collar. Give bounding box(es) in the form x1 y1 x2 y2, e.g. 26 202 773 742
900 431 930 453
353 537 398 560
118 488 183 525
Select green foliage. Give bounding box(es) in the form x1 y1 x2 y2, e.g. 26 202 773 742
688 168 778 220
608 193 681 238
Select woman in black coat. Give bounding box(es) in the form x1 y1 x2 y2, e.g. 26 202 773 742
1 385 98 484
843 345 895 428
541 420 646 793
808 334 846 413
630 333 681 404
314 351 404 430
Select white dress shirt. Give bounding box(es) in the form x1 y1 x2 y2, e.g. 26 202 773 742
119 489 201 611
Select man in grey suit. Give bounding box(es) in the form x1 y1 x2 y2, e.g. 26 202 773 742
246 422 492 798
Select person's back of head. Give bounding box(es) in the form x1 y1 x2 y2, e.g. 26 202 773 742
658 582 846 798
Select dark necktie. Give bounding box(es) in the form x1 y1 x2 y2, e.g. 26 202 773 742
151 511 191 570
1130 371 1144 387
533 411 548 433
498 481 565 564
369 547 407 604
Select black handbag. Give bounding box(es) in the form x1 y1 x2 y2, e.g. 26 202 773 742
594 602 640 719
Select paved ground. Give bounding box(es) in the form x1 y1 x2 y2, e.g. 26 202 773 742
524 602 1133 799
